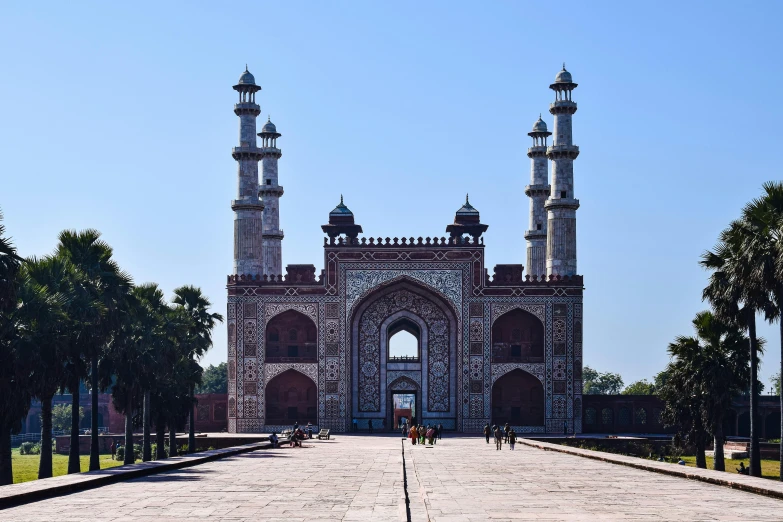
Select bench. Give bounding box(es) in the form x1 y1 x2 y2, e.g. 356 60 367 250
317 429 330 440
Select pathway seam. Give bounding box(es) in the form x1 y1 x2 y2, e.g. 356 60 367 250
518 437 783 500
0 441 274 510
402 441 431 522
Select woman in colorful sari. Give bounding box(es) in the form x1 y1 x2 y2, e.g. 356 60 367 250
409 425 417 445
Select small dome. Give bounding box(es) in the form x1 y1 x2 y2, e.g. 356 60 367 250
238 67 256 85
555 65 572 84
456 194 479 216
532 115 547 133
330 195 353 216
262 118 277 134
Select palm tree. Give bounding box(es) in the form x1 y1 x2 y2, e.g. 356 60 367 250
0 210 30 485
23 256 72 479
740 181 783 481
701 219 769 477
172 286 223 452
664 311 750 471
56 229 132 472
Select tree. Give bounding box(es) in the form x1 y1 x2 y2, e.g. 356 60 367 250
51 404 84 433
772 371 781 396
56 229 132 472
738 181 783 481
0 210 30 485
22 256 72 478
583 366 624 395
663 311 750 471
196 363 228 394
701 218 770 477
172 286 223 454
622 380 655 395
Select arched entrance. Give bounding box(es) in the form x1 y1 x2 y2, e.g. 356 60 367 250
350 280 458 429
491 369 544 426
265 369 317 425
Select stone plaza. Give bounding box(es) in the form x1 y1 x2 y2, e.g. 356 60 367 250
4 435 783 521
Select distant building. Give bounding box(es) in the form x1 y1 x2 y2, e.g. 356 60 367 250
226 66 584 433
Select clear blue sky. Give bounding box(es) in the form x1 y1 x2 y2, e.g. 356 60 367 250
2 1 781 390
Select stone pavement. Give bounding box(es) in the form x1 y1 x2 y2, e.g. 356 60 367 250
3 435 783 521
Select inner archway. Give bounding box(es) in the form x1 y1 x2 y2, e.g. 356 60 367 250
265 369 317 425
491 369 544 426
388 317 420 361
491 309 544 363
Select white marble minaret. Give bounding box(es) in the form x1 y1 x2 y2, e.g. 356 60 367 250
231 67 264 276
525 115 551 278
545 65 580 277
258 117 284 276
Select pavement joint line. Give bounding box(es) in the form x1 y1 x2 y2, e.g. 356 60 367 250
399 438 412 522
517 437 783 501
0 440 275 510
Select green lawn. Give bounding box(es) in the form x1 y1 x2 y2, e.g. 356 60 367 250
680 456 781 480
11 453 124 484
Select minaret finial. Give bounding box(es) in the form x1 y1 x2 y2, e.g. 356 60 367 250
340 194 344 205
466 193 469 204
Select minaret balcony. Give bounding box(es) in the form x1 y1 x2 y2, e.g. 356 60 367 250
231 198 264 211
549 100 577 114
546 144 579 160
231 146 264 160
544 197 580 211
524 229 547 241
259 147 283 159
259 185 284 196
524 184 550 197
233 102 261 116
526 146 548 158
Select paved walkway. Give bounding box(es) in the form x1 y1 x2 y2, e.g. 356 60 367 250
3 435 783 521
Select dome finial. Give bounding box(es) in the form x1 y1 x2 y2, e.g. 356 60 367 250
562 62 566 70
268 115 271 122
245 64 248 72
466 193 469 205
340 194 344 205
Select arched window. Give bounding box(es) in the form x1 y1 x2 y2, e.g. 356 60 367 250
491 309 544 363
634 407 647 425
618 407 631 425
585 407 597 426
265 311 317 362
601 408 613 425
388 318 420 362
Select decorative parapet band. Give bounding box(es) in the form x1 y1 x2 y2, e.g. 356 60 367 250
324 235 484 248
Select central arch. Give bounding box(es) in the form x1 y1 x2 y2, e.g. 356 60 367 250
350 280 459 428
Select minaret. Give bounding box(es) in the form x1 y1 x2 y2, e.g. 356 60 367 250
258 117 284 276
525 115 551 278
545 65 580 277
231 67 264 276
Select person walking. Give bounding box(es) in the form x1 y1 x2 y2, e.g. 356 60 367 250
437 423 443 440
483 423 491 444
494 427 503 451
508 429 517 450
410 425 417 445
353 418 358 432
504 423 510 443
368 419 374 434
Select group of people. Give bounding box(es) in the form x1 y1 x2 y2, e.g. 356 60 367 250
483 423 518 451
404 423 443 445
268 421 316 449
